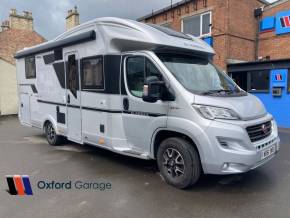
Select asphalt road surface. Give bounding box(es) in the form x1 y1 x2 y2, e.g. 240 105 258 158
0 116 289 218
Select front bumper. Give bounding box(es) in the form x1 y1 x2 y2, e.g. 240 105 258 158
201 114 280 175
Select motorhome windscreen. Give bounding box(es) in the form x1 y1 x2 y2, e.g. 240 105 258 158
157 53 245 96
147 24 192 40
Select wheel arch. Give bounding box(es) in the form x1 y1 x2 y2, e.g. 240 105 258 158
42 115 57 133
151 128 206 172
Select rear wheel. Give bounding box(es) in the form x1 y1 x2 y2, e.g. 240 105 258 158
157 137 201 189
44 121 64 146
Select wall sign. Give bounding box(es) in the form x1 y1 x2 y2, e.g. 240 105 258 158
276 10 290 35
271 69 287 87
260 16 275 32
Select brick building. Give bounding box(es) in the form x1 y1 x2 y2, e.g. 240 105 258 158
138 0 290 69
0 9 45 115
138 0 269 70
0 7 80 116
138 0 290 70
138 0 290 128
258 0 290 60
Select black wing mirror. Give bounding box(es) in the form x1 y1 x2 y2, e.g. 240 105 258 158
142 76 175 103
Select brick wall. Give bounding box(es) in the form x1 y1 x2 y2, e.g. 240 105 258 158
141 0 264 70
211 0 228 69
259 1 290 60
143 0 228 68
227 0 262 62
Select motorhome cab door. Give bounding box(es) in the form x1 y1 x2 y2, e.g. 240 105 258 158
122 53 168 152
65 52 82 143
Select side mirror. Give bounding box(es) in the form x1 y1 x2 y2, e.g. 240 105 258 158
142 76 175 103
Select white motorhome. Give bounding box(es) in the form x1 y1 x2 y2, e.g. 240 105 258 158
15 17 280 189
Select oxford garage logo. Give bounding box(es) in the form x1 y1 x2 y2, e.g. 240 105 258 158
6 175 33 196
280 15 290 28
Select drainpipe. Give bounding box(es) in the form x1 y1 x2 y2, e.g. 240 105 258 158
254 6 264 60
226 0 230 65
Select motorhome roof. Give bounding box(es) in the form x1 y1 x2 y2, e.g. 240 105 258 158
15 17 214 59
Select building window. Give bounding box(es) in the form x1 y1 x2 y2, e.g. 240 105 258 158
25 56 36 79
182 11 211 37
248 70 270 92
82 56 104 90
231 72 248 91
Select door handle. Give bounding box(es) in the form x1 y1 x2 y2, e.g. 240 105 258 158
123 98 129 111
67 94 70 104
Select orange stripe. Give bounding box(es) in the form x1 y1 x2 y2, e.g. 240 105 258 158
14 175 25 195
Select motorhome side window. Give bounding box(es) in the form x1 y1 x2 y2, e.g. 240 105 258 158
126 56 162 98
25 56 36 79
82 56 104 90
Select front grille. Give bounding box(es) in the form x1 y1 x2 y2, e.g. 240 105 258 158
246 121 272 142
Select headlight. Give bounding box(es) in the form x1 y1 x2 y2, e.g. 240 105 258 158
271 119 277 131
192 104 240 120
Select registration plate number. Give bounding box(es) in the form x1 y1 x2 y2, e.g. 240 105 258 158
261 145 276 160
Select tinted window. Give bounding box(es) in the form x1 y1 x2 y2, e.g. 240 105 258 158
67 55 78 98
126 56 145 97
249 70 269 92
231 72 247 91
82 56 104 90
146 59 162 80
126 56 162 98
25 56 36 79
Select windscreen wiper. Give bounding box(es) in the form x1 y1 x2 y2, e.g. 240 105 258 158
202 89 234 95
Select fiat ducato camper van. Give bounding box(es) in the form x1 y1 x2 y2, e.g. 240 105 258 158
15 18 280 188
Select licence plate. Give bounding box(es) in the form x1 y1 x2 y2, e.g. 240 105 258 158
261 145 276 160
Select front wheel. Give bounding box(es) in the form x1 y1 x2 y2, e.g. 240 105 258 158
157 137 201 189
45 121 64 146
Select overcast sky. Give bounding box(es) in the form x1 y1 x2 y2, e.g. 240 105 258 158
0 0 278 40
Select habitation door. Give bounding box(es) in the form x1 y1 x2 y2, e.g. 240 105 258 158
65 52 82 143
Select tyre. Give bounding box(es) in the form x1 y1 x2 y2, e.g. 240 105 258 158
44 121 64 146
157 137 201 189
